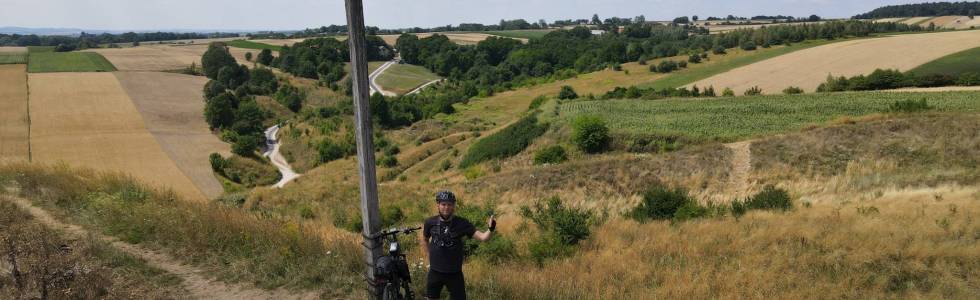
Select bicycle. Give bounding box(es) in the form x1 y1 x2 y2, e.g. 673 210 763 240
371 226 422 300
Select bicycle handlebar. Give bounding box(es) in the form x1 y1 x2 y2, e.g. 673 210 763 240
370 226 422 239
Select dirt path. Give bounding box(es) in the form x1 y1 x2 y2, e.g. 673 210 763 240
264 125 301 188
726 141 753 199
0 195 318 300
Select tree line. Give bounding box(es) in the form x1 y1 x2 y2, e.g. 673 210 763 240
853 1 980 19
0 31 239 48
270 36 393 83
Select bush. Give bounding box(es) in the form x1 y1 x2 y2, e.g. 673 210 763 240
740 40 757 51
722 87 735 97
533 145 568 165
688 54 702 63
520 196 592 246
744 86 763 96
673 201 710 222
712 45 727 54
247 68 279 95
558 85 578 100
743 185 792 211
209 153 226 174
654 60 679 73
528 95 548 110
572 115 609 154
274 83 305 112
244 52 253 61
678 61 688 68
380 206 404 227
231 133 262 156
317 138 346 163
630 185 691 221
256 49 274 66
459 114 548 168
957 72 980 86
889 98 932 113
528 234 570 267
473 235 517 264
782 86 804 94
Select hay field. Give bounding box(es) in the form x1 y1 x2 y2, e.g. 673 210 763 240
28 72 206 201
0 65 29 162
379 32 521 46
250 38 307 47
88 44 253 71
115 71 230 199
689 30 980 94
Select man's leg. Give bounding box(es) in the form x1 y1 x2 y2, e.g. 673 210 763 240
425 270 446 299
446 272 466 300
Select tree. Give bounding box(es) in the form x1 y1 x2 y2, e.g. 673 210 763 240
808 15 821 22
232 133 262 157
692 15 699 22
217 65 250 89
204 93 236 129
201 43 238 79
688 53 702 63
247 67 278 95
592 14 602 25
244 52 253 62
203 80 227 100
673 16 690 24
256 49 274 65
558 86 578 100
232 100 266 136
572 115 609 154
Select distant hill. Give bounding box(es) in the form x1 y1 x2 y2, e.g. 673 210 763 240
854 1 980 19
0 26 262 36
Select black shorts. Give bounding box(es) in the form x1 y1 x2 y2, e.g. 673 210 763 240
425 270 466 300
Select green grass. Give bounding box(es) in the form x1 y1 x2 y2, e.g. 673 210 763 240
640 39 841 90
375 63 442 94
910 46 980 76
227 39 283 51
560 91 980 142
484 30 554 39
28 51 117 73
27 46 55 53
0 52 27 64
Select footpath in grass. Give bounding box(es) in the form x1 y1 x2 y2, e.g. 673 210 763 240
910 46 980 76
560 91 980 142
28 52 117 73
226 39 283 52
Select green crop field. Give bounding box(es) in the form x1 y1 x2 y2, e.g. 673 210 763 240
376 63 442 94
910 46 980 76
226 39 283 51
640 39 842 90
485 29 554 39
27 46 55 53
560 91 980 142
0 53 27 64
28 52 117 73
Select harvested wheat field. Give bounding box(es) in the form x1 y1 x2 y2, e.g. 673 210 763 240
115 71 230 198
88 43 252 71
250 38 307 47
0 47 27 53
901 16 933 25
379 32 524 46
0 65 29 162
689 30 980 94
28 72 206 201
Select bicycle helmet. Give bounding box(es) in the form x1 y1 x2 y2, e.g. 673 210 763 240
435 190 456 203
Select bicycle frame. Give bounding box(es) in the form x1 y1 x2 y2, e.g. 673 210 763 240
372 227 421 300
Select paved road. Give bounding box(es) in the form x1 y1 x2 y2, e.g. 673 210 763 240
368 60 398 97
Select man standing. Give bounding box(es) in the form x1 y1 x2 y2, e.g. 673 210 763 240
419 191 495 300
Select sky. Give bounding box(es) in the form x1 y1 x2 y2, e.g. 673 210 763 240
0 0 933 31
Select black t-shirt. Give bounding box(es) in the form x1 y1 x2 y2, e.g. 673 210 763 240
423 215 476 273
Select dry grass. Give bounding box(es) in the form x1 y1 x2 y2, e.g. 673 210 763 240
378 32 525 46
0 64 29 163
0 197 186 299
86 43 253 71
114 71 231 198
28 72 206 201
691 30 980 94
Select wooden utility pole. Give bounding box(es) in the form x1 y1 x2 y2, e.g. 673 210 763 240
344 0 382 297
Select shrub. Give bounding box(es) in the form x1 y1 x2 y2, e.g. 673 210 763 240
299 206 315 219
520 197 592 246
630 186 691 221
957 72 980 86
688 53 702 63
274 83 305 113
712 45 727 54
528 95 548 110
380 155 398 168
256 49 274 66
782 86 804 94
740 40 757 51
889 98 932 113
528 234 570 267
558 85 578 100
722 87 735 97
473 235 517 264
317 138 346 163
209 153 226 174
533 145 568 165
673 201 710 222
744 86 763 96
655 60 679 73
572 115 609 154
459 114 547 168
744 185 792 211
231 133 262 156
244 52 253 61
380 206 404 227
678 61 688 68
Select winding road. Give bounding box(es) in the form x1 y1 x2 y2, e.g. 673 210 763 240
264 125 300 188
368 60 398 97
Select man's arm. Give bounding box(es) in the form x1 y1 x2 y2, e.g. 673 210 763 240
471 215 496 242
418 230 429 260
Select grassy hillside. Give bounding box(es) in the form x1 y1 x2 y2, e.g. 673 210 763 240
560 91 980 143
28 52 117 72
910 46 980 76
375 63 442 94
